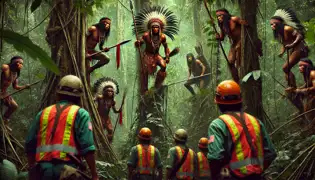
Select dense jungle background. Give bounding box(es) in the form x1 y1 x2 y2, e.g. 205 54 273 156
0 0 315 179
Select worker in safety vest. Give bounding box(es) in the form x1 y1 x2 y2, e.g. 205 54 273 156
25 75 99 180
207 80 277 180
166 129 197 180
127 127 163 180
197 137 211 180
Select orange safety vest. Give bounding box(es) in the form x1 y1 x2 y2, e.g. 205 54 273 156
219 113 264 177
136 144 156 175
175 146 195 180
197 152 211 178
35 104 80 162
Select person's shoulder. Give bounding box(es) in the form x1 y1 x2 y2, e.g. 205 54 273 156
231 16 240 21
88 26 97 32
77 107 91 118
284 25 294 32
310 70 315 78
1 64 9 71
143 32 150 37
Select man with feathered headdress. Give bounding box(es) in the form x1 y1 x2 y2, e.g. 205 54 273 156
93 77 124 143
134 6 179 94
270 8 309 88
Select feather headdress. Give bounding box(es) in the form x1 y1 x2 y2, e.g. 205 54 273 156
133 6 179 40
272 8 305 32
93 77 119 95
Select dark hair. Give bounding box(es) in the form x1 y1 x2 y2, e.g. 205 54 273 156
216 9 232 37
99 17 111 22
218 103 242 113
272 22 285 42
94 17 111 50
9 56 23 77
57 94 81 105
216 8 230 15
300 58 315 82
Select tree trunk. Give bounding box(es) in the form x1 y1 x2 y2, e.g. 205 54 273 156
238 0 264 120
193 0 202 43
42 0 118 163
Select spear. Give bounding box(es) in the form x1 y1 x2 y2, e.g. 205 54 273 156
0 80 41 100
129 0 146 91
203 0 230 66
87 39 131 57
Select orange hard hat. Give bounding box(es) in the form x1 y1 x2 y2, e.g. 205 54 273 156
198 137 209 149
215 80 242 105
138 127 152 140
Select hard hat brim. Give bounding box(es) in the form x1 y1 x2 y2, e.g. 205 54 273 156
214 98 242 105
56 90 82 97
137 134 151 140
173 135 187 142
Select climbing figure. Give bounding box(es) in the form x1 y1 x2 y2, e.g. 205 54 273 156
286 58 315 128
1 56 30 131
127 127 163 180
207 80 277 179
270 8 309 88
184 52 210 95
215 9 263 83
166 129 197 180
197 137 211 180
134 6 179 94
25 75 98 180
86 17 112 84
93 77 124 143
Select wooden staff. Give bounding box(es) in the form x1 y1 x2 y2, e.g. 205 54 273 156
0 80 41 100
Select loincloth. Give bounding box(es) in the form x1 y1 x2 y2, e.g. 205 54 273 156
87 49 109 62
143 52 162 74
1 95 13 106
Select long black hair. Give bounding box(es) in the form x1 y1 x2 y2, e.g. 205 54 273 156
9 56 23 77
216 8 232 36
300 58 315 84
93 17 111 50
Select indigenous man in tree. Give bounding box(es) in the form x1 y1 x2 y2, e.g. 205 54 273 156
127 127 163 180
93 77 123 143
165 129 197 180
215 9 263 83
25 75 98 180
286 58 315 128
208 80 277 180
134 6 179 94
86 17 111 83
197 137 211 180
270 8 309 88
1 56 30 131
184 53 210 95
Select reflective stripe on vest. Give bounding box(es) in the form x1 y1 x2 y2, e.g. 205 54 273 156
35 104 80 162
136 144 155 174
197 152 211 177
219 113 264 177
175 146 194 180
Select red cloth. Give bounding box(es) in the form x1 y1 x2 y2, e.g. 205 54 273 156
119 110 123 125
116 44 121 69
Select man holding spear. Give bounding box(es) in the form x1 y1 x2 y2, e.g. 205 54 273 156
1 56 30 131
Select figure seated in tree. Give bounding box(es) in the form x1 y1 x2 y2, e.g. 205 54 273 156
86 17 112 84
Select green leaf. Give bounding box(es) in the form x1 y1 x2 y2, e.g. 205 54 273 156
203 27 210 33
36 73 46 79
253 70 261 80
242 72 253 82
1 30 59 75
30 0 42 12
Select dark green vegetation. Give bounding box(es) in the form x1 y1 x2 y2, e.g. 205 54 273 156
0 0 315 179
